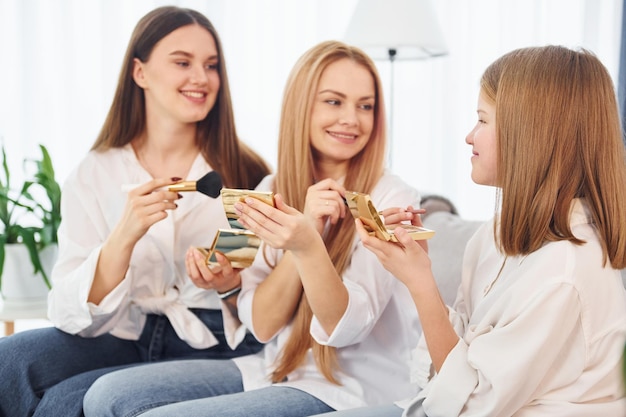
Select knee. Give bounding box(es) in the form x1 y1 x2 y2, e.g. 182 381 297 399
83 374 119 417
0 329 49 380
0 330 39 363
84 370 153 417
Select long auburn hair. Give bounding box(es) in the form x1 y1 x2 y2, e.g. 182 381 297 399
481 45 626 268
91 6 270 189
269 40 387 384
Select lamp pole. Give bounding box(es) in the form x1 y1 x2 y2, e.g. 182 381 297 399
387 48 397 169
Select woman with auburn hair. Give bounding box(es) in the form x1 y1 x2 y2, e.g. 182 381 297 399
82 40 424 417
317 45 626 417
90 8 268 189
0 6 269 417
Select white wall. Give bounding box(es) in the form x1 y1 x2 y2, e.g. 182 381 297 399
0 0 622 221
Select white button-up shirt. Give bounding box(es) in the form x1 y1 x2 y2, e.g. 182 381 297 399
223 172 423 411
402 199 626 416
48 145 243 349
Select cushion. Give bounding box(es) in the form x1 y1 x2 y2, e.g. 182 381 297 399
422 212 483 306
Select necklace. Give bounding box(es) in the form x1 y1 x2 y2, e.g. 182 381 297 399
483 256 508 296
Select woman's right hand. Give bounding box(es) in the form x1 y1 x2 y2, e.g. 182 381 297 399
303 178 347 235
115 178 182 246
89 178 182 304
380 205 425 228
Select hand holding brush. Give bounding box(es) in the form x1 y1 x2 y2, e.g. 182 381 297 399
121 171 223 198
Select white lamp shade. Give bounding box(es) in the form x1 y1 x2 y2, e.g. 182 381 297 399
344 0 448 60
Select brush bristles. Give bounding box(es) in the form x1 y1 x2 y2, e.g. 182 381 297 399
196 171 223 198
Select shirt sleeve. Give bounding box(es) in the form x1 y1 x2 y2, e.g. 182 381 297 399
237 243 277 341
47 164 131 336
239 173 421 348
311 174 421 347
309 238 399 346
221 297 248 350
422 283 583 416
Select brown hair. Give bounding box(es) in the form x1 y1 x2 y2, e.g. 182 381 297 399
481 45 626 268
270 40 387 384
91 6 270 188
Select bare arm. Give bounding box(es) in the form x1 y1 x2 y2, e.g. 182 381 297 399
237 183 349 338
251 251 305 341
355 218 458 371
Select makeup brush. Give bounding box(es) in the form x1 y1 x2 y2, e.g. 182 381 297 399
121 171 223 198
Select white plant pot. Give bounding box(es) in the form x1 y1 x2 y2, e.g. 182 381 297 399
0 244 57 303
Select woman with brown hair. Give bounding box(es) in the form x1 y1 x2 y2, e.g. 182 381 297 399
82 40 424 417
319 45 626 417
0 6 269 417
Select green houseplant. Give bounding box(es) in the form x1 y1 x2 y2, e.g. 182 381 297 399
0 144 61 291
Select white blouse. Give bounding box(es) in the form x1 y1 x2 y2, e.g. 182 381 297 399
224 172 423 411
402 199 626 416
48 145 243 349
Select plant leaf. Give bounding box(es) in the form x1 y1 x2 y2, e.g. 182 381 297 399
0 234 5 291
0 144 60 290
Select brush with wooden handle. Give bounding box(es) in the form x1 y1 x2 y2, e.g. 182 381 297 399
121 171 223 198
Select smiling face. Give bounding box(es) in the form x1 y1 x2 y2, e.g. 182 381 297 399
466 90 498 186
309 58 375 179
132 24 220 126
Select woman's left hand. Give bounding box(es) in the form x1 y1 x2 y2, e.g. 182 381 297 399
355 218 430 290
185 247 241 293
235 194 320 254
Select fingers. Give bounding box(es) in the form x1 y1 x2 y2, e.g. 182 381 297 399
403 205 425 227
234 196 281 236
235 194 292 247
203 251 241 294
320 195 346 224
381 207 413 226
235 194 318 252
127 177 181 215
128 177 184 196
273 194 298 215
313 178 347 197
186 247 242 293
380 206 426 227
391 226 415 247
304 180 347 224
186 248 213 290
355 219 386 252
214 251 237 279
123 179 182 234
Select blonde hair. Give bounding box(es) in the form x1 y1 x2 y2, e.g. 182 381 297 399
91 6 270 189
270 40 387 383
481 45 626 268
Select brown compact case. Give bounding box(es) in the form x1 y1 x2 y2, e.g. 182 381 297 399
345 191 435 241
198 188 275 268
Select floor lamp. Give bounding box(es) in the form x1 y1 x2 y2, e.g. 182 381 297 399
344 0 448 168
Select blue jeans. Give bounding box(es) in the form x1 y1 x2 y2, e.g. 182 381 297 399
0 309 263 417
83 359 334 417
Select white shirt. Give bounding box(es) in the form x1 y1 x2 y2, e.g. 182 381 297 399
48 145 244 349
402 199 626 416
224 172 423 411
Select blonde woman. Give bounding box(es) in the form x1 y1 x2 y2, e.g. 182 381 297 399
83 40 424 417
